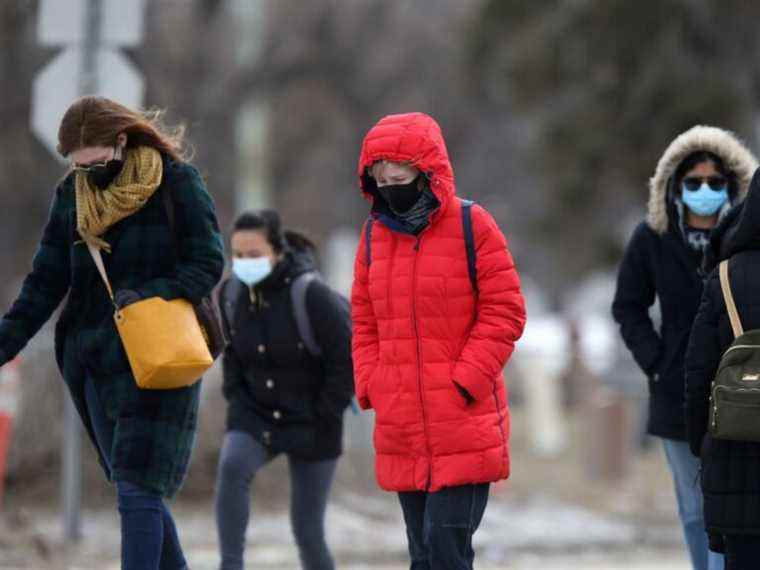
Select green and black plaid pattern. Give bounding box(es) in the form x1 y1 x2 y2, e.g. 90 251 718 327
0 157 224 497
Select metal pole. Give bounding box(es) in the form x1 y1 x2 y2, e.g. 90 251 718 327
61 396 82 542
80 0 102 95
62 0 102 544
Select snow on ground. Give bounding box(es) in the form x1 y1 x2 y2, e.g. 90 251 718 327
2 491 690 569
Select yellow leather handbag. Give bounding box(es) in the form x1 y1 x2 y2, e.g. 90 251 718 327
88 244 213 389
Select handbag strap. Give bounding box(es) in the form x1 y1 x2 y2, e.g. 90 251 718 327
719 259 744 338
86 243 118 308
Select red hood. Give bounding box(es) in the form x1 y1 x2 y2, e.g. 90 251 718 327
357 112 455 206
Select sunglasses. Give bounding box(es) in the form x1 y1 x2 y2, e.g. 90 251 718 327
682 176 728 192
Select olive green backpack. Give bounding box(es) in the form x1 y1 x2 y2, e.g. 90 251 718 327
709 259 760 441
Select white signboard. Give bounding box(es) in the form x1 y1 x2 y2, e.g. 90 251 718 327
31 48 144 159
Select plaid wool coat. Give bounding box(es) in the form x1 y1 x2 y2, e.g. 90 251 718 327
0 156 224 497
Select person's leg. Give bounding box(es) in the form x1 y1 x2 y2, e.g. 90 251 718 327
397 491 430 570
662 438 723 570
117 480 166 570
708 540 727 570
87 379 188 569
287 455 338 570
425 483 490 570
158 501 188 570
215 431 271 570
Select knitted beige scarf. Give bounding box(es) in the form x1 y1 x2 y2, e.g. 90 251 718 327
76 146 163 252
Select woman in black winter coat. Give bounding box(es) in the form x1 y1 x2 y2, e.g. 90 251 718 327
686 169 760 569
214 210 354 570
613 126 757 570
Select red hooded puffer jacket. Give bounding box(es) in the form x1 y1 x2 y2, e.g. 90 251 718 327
351 112 526 492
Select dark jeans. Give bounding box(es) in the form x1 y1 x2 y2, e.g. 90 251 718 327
214 430 337 570
724 535 760 570
84 377 187 570
398 483 490 570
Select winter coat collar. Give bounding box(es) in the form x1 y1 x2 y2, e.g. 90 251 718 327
648 126 758 235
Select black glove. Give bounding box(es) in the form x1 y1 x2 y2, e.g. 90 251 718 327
114 289 142 309
708 532 725 554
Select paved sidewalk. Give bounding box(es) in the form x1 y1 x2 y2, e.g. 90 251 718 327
3 491 693 569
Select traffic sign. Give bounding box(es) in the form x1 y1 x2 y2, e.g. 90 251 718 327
31 47 145 159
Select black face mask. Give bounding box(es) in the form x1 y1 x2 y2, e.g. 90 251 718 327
378 177 422 213
88 158 124 189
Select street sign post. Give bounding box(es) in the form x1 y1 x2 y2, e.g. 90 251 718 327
32 0 146 543
38 0 145 48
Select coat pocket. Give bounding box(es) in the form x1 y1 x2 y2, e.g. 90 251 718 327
79 319 132 376
451 380 472 411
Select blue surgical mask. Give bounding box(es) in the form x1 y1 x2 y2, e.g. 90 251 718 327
232 257 273 287
681 182 729 217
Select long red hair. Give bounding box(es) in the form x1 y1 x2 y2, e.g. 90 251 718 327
57 96 188 162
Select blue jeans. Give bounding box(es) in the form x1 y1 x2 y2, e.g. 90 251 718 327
84 377 187 570
662 438 724 570
398 483 490 570
214 430 337 570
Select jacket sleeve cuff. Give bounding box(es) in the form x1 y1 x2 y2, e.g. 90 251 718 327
638 340 663 376
452 360 495 402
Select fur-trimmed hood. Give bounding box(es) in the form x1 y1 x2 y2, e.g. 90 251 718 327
647 126 758 235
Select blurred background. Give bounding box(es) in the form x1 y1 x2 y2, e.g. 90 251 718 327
1 0 757 568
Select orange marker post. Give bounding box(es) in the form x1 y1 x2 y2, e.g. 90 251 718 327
0 358 21 511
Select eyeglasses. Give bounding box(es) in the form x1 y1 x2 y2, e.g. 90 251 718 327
72 145 120 172
73 159 110 173
683 176 728 192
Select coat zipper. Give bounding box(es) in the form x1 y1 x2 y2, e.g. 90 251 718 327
711 385 718 430
411 234 433 490
389 197 441 490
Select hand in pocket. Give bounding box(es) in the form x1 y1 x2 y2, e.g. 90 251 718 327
452 380 474 409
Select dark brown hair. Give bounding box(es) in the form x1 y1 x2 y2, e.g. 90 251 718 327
57 96 188 161
233 210 317 255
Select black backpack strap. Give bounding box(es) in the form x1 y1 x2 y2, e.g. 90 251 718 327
220 278 243 336
364 217 374 265
460 199 478 294
290 271 322 357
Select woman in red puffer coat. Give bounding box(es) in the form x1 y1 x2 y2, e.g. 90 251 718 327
351 112 526 570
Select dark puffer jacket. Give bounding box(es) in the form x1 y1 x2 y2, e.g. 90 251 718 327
612 126 757 440
219 251 353 460
686 168 760 534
